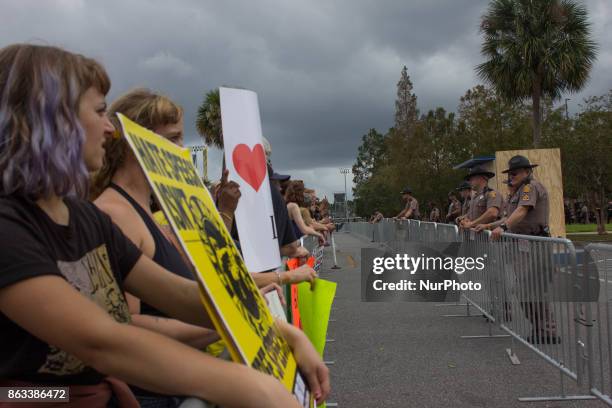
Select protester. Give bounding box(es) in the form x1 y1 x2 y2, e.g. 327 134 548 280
91 88 223 406
0 44 329 407
285 180 325 243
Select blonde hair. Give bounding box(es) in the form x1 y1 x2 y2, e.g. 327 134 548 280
90 88 183 199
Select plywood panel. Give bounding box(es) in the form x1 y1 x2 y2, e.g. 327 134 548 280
494 148 566 238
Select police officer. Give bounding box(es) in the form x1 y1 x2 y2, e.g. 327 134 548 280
459 166 503 229
395 187 420 220
454 181 472 225
474 178 514 232
491 156 550 238
491 155 558 344
446 191 462 223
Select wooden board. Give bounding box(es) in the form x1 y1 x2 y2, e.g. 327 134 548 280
494 149 566 238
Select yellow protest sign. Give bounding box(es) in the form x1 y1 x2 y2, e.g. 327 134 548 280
117 114 311 407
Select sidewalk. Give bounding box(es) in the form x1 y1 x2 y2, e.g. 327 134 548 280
319 232 606 408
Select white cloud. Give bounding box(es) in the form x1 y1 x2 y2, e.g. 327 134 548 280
139 51 195 78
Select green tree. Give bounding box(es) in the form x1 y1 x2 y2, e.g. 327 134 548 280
456 85 532 154
568 91 612 234
196 88 225 171
476 0 597 147
395 66 418 139
196 89 223 148
352 129 387 186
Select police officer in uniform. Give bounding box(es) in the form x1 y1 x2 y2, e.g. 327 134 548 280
395 187 420 220
474 178 514 232
459 166 503 229
491 155 558 344
455 181 472 225
446 191 462 223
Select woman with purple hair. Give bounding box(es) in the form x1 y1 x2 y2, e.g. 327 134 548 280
0 44 329 407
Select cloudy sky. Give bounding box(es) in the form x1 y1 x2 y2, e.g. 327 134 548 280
1 0 610 200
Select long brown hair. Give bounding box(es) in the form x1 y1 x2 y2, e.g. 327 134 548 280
285 180 306 207
90 88 183 199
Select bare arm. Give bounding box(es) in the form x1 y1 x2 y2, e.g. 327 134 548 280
280 241 309 259
124 255 213 329
505 205 529 230
465 207 500 227
0 275 299 408
130 314 220 349
96 200 218 347
288 204 323 239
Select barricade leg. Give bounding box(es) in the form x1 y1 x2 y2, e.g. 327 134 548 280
330 232 340 270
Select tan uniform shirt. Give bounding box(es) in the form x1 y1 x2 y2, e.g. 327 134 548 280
506 179 549 236
467 188 503 221
405 198 420 219
461 197 471 216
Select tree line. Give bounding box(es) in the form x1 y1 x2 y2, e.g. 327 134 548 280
352 0 610 234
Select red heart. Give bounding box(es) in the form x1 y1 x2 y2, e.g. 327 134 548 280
232 143 267 192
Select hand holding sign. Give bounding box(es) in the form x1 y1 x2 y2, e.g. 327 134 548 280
217 171 241 215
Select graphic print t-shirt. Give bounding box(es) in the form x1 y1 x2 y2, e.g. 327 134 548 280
0 196 142 385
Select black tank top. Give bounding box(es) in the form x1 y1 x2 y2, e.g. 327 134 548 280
109 183 194 317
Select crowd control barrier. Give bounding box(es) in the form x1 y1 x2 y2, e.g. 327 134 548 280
346 219 612 404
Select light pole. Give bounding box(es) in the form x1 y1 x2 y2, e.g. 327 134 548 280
340 168 351 221
565 98 570 120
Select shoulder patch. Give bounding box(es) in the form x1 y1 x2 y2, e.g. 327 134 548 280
522 194 530 201
488 191 497 199
522 184 531 193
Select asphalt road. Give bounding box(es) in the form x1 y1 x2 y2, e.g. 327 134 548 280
318 232 607 408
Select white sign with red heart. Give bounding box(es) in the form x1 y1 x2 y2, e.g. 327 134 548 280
220 87 281 273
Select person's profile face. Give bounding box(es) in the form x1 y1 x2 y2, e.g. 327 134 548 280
155 117 184 147
508 168 529 187
79 87 115 172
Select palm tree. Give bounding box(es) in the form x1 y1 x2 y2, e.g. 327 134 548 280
196 89 223 149
476 0 597 147
196 89 226 172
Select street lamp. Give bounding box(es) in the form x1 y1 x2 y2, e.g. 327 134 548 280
340 168 351 221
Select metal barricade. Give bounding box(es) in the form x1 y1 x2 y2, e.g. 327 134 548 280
420 221 437 243
494 232 594 401
584 243 612 405
393 220 408 253
436 223 460 242
343 219 600 402
407 219 422 242
455 229 500 323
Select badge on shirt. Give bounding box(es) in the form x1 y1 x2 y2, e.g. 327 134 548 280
522 194 530 201
489 191 496 199
523 185 531 193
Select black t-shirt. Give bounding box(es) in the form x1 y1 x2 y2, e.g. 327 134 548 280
270 179 296 248
0 196 142 385
231 180 296 250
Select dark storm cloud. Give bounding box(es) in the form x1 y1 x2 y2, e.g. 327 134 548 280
1 0 610 198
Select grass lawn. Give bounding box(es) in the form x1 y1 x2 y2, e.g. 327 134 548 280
566 223 612 233
569 233 612 243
